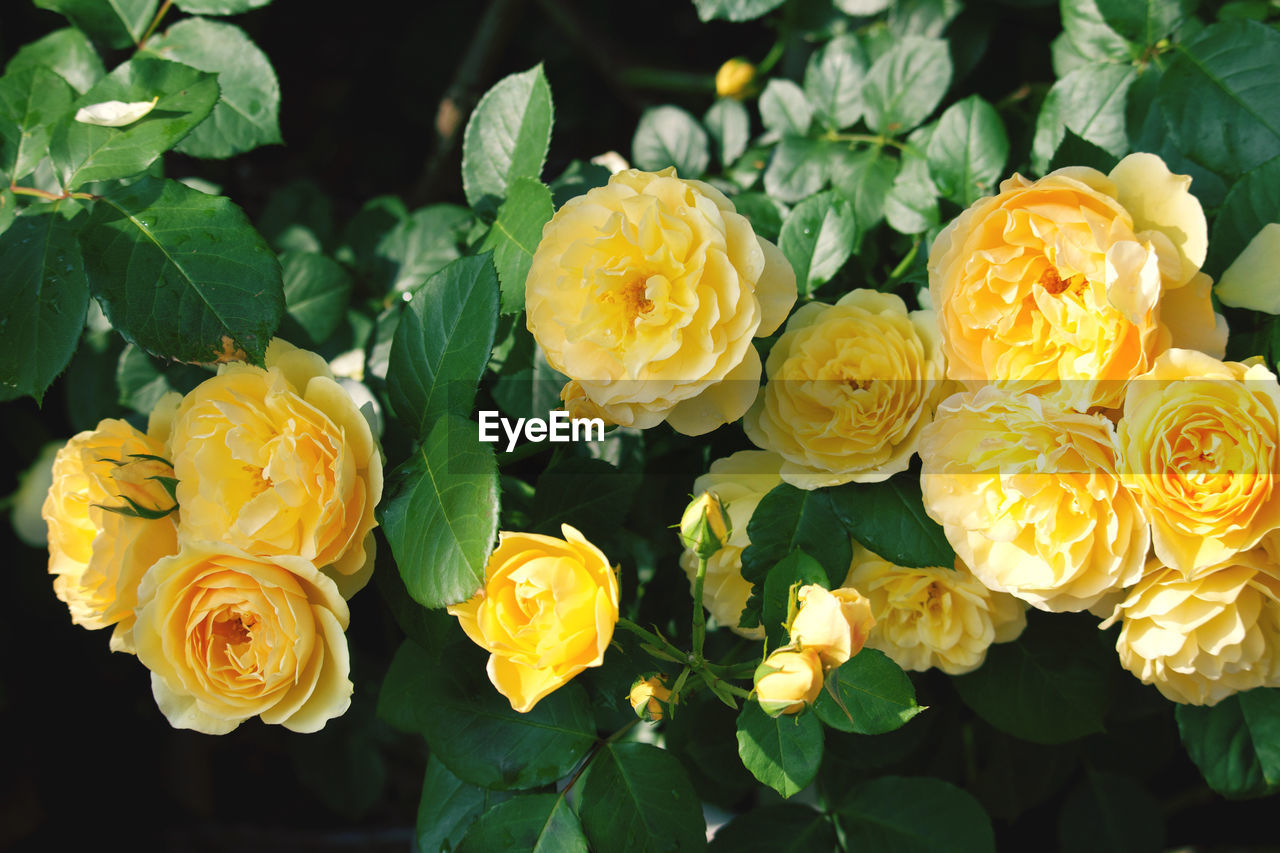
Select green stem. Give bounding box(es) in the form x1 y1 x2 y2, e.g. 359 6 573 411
495 440 553 467
618 67 715 93
617 617 685 661
691 555 709 659
756 39 786 75
885 237 923 289
9 183 95 202
822 130 911 152
137 0 173 49
563 718 639 793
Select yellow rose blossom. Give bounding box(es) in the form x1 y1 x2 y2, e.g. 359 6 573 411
1117 349 1280 575
789 584 876 670
744 289 949 489
526 168 796 435
1103 551 1280 706
678 450 785 640
169 339 382 599
753 648 824 716
131 541 353 734
929 152 1226 411
629 674 673 721
919 386 1149 612
41 406 180 651
843 545 1026 675
715 58 756 99
448 524 620 713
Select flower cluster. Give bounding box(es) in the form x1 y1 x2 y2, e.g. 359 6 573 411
42 340 383 732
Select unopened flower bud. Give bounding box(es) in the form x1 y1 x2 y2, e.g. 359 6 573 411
789 584 876 670
753 648 823 717
715 58 756 99
680 491 730 560
629 674 673 721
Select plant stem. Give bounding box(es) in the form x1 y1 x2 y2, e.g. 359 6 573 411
9 183 94 202
563 717 639 793
616 617 685 661
138 0 173 49
691 555 709 659
756 39 786 75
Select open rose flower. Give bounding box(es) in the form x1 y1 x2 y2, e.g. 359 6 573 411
526 168 796 435
448 525 620 713
844 545 1026 675
744 289 948 489
920 386 1149 612
131 542 353 734
169 339 382 599
929 152 1226 411
789 584 876 669
41 405 180 651
1118 349 1280 575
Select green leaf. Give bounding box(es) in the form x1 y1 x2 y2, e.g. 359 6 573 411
578 742 708 852
740 484 852 628
1095 0 1191 46
456 794 588 853
1060 0 1134 62
34 0 158 49
1031 64 1135 175
1057 770 1165 853
280 252 352 345
829 147 898 236
1159 20 1280 179
835 0 891 13
491 348 569 424
729 192 786 243
173 0 273 13
951 614 1111 744
50 58 219 190
926 95 1008 206
1048 128 1121 174
479 177 554 315
387 255 499 439
814 649 923 734
416 756 510 853
704 98 750 167
761 550 829 648
1176 688 1280 799
462 65 553 215
0 211 88 403
378 639 595 789
778 190 856 297
709 804 837 852
838 776 996 853
258 179 334 253
80 176 282 364
736 701 824 799
530 456 641 543
692 0 786 21
827 473 954 569
862 36 952 136
115 343 209 414
379 414 499 608
5 28 105 95
764 137 829 203
1209 156 1280 276
885 132 940 235
804 35 868 131
632 105 710 177
0 67 76 183
759 79 813 138
374 204 473 295
142 18 281 158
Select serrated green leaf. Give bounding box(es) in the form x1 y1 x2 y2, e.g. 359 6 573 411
1208 156 1280 277
548 159 611 208
887 0 963 37
926 95 1008 206
1095 0 1191 46
578 742 708 852
0 67 76 183
530 456 640 543
462 65 553 216
50 57 219 189
0 211 88 403
143 18 281 158
709 804 837 852
416 756 510 853
80 176 282 364
1032 63 1135 175
827 473 954 569
759 79 813 138
5 28 105 95
704 98 750 167
813 649 923 734
829 147 897 236
1177 688 1280 799
838 776 996 853
379 414 499 608
456 794 588 853
1048 128 1121 174
479 177 554 315
862 36 952 136
736 701 823 799
281 252 352 345
764 137 829 204
692 0 787 22
34 0 158 49
778 190 856 296
374 204 472 295
804 35 868 131
1058 770 1165 853
1060 0 1134 61
115 343 209 414
173 0 273 13
633 105 710 177
730 191 785 243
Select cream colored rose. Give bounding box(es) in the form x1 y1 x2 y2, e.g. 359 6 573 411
1117 349 1280 575
132 541 353 734
526 168 796 436
41 410 180 650
1103 551 1280 706
169 339 382 598
789 584 876 670
843 545 1026 675
753 648 824 716
744 289 948 490
929 152 1226 411
678 450 785 639
919 386 1149 612
448 525 620 713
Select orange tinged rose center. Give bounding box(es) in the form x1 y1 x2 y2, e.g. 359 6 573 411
1036 265 1085 296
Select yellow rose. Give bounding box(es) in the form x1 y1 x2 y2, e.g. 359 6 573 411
448 524 620 713
919 386 1149 612
929 152 1226 411
169 339 382 599
679 490 730 559
678 450 785 639
1117 349 1280 575
715 58 756 99
744 289 948 489
753 648 824 716
843 544 1026 675
789 584 876 670
629 674 673 721
131 541 352 734
41 410 180 650
1103 551 1280 706
526 168 796 435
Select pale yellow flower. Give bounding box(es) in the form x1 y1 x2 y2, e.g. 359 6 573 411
715 58 756 99
754 648 824 716
789 584 876 670
1216 223 1280 313
629 674 673 721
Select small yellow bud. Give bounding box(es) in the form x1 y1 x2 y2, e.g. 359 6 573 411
629 674 674 721
753 648 823 717
789 585 876 670
715 58 756 99
679 491 731 560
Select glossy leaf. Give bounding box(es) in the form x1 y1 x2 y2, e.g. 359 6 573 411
1032 64 1135 175
761 550 828 648
838 776 996 853
926 95 1008 205
736 700 824 799
709 805 837 852
5 28 105 95
692 0 786 22
764 137 829 204
759 79 813 138
530 456 641 543
632 105 710 177
280 252 352 345
828 473 954 569
1096 0 1191 46
174 0 273 13
416 757 508 853
479 177 554 315
861 36 952 136
0 67 76 183
778 190 855 296
704 98 750 167
1058 770 1165 853
804 35 868 130
813 649 923 735
829 147 897 236
1177 688 1280 799
462 65 553 215
374 204 473 295
34 0 157 49
577 742 708 852
456 795 587 853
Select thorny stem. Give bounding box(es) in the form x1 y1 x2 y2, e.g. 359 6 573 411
138 0 174 50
